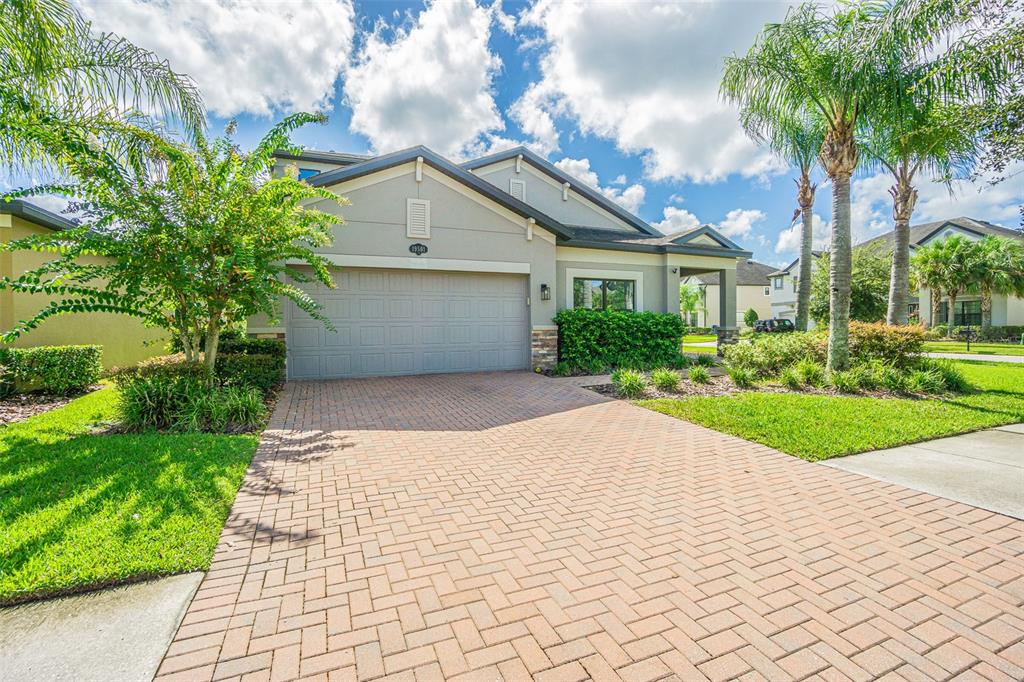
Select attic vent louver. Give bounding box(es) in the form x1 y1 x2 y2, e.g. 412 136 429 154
407 199 430 239
509 178 526 202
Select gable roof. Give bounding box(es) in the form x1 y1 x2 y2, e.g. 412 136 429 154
309 145 574 240
461 146 660 236
857 217 1022 251
0 199 75 231
558 224 752 258
769 250 825 277
693 259 777 286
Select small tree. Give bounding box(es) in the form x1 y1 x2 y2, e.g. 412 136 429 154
743 308 760 328
679 283 705 326
0 113 348 376
810 247 891 326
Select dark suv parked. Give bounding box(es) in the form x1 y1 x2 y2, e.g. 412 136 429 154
754 318 796 333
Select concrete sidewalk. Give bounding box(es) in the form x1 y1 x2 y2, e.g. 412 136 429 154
826 423 1024 519
924 351 1024 363
0 573 202 682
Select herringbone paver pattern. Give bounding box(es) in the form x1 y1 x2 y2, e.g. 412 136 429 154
157 372 1024 681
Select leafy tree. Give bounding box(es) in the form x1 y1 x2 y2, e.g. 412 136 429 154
1 0 203 172
679 283 705 326
743 308 760 328
723 4 895 370
969 236 1024 329
810 248 891 326
0 113 348 375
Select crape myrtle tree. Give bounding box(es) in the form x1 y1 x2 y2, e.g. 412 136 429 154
0 113 349 376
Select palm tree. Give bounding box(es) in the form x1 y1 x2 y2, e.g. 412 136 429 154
971 236 1024 330
723 4 891 370
911 241 948 329
737 111 823 331
912 235 978 334
1 0 203 172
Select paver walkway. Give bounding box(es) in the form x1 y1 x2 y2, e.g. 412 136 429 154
157 372 1024 681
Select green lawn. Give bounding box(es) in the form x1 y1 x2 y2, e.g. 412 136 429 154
683 344 717 354
924 341 1024 356
684 334 717 343
0 388 257 604
639 362 1024 461
683 334 717 354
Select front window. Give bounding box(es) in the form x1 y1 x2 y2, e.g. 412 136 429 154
792 277 798 293
573 278 636 311
763 286 770 296
938 300 982 326
773 277 783 290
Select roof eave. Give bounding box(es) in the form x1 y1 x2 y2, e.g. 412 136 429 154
562 238 751 259
0 199 75 231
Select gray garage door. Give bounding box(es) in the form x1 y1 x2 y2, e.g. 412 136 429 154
286 268 530 379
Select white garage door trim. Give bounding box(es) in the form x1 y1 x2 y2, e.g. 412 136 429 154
286 267 530 379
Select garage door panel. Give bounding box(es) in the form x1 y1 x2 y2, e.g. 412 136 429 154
287 268 528 378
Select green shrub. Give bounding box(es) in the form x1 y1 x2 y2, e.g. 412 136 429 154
727 366 755 388
0 345 102 395
872 363 906 393
651 368 680 391
215 353 284 395
848 322 924 367
931 324 949 338
611 368 647 398
554 308 685 370
743 308 759 328
722 332 825 378
906 367 946 394
977 325 1024 342
172 386 267 432
919 358 972 393
666 354 691 369
794 358 825 387
829 370 860 393
688 365 710 384
218 336 286 360
849 364 878 390
693 352 716 367
552 361 573 377
780 367 802 390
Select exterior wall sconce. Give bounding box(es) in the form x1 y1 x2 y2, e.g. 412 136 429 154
540 283 551 301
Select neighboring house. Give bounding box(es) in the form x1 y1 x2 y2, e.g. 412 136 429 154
858 216 1024 327
767 251 824 329
683 259 776 328
255 145 752 379
0 200 166 368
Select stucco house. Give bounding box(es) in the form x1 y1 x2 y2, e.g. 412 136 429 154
253 146 751 379
767 251 824 329
0 199 166 368
683 259 776 328
857 216 1024 327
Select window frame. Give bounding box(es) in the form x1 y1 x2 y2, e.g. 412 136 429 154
564 268 644 310
572 277 637 312
773 277 784 290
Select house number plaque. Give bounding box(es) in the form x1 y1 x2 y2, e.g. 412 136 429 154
409 243 428 256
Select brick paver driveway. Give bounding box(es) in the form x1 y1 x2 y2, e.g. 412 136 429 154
158 372 1024 681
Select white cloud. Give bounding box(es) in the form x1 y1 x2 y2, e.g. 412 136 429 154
553 157 646 214
653 206 702 233
515 0 791 183
717 208 765 239
79 0 355 118
344 0 506 159
611 174 627 186
775 213 831 254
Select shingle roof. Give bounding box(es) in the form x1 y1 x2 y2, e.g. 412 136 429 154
857 217 1022 250
694 259 777 286
559 225 752 258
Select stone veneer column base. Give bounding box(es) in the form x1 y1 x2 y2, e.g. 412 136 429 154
716 327 739 356
531 327 558 372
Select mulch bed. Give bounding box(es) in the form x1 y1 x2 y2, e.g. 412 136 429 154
585 376 937 401
0 387 100 427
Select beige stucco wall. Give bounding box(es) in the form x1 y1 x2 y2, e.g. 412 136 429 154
1 214 167 368
698 284 772 327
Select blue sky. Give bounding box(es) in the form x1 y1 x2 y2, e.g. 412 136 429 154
13 1 1024 267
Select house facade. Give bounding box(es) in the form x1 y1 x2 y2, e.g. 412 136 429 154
858 217 1024 327
683 259 775 328
0 200 167 368
252 146 751 379
767 251 823 329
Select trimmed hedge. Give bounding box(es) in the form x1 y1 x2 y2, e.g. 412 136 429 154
554 308 685 370
930 325 1024 343
847 322 924 368
219 336 286 360
216 353 284 395
0 345 102 395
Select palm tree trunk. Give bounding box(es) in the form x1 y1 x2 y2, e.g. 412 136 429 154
930 287 941 329
982 290 992 330
827 172 852 370
886 176 917 326
795 171 815 332
946 290 957 336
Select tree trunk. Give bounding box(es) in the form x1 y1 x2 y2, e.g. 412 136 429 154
982 290 992 330
203 318 222 385
795 171 816 332
827 173 852 370
930 287 941 330
947 290 957 336
886 173 917 326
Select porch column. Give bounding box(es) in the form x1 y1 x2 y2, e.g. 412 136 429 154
664 265 681 317
717 267 739 355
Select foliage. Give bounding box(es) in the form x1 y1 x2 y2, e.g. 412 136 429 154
552 361 573 377
554 308 685 371
693 352 717 367
828 370 861 393
0 345 101 395
679 284 705 322
810 248 892 325
167 386 266 433
780 367 803 390
0 0 203 173
219 336 287 360
727 366 755 388
0 114 348 378
112 357 210 431
611 368 647 399
639 361 1023 460
743 308 760 328
0 387 256 603
215 353 284 396
794 358 826 387
969 236 1024 328
651 368 680 392
688 365 711 384
919 357 972 393
847 321 925 367
905 367 946 394
722 333 826 378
